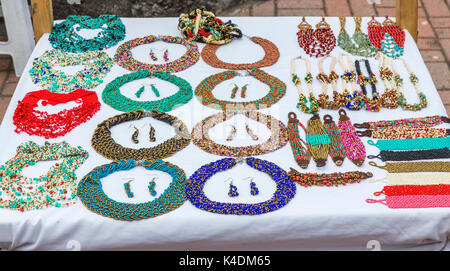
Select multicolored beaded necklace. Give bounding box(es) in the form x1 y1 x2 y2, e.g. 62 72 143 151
77 159 186 221
0 141 88 212
377 52 399 109
317 56 346 110
297 16 336 57
49 15 126 53
355 59 381 111
102 70 193 112
368 15 405 59
337 17 378 57
114 35 200 73
29 49 113 93
337 54 366 110
186 157 296 215
291 56 319 114
13 89 100 139
195 68 286 112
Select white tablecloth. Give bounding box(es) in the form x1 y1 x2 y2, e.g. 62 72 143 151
0 17 448 251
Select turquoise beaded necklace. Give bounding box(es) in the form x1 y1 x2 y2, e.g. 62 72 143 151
102 70 193 112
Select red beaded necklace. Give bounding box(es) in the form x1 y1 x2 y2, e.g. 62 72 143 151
297 16 336 58
368 16 405 52
13 89 100 139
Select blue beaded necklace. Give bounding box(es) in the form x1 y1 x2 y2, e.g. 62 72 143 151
187 157 296 215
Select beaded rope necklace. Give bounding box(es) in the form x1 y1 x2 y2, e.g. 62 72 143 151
102 70 193 112
13 89 100 139
377 52 399 108
337 16 378 57
29 49 113 93
287 112 311 169
191 111 289 157
392 57 427 111
297 16 336 58
187 157 296 215
368 148 450 162
337 109 366 166
305 115 330 167
92 110 191 161
0 141 88 212
367 137 450 151
369 161 450 173
201 35 280 69
287 167 372 187
77 159 186 221
355 59 381 111
337 54 366 110
49 15 126 53
291 57 319 114
317 56 344 110
115 35 200 73
195 68 286 112
322 115 346 166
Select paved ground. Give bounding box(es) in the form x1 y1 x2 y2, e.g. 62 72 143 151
0 0 448 122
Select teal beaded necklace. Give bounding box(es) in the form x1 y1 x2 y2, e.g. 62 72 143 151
102 70 193 112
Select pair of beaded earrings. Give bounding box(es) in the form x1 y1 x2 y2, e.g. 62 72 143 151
227 177 259 197
123 176 158 198
226 124 259 141
131 123 156 144
135 83 160 98
230 84 249 99
149 48 169 62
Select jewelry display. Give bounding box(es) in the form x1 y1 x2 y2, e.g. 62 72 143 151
297 16 336 57
287 112 311 169
287 167 373 187
337 16 378 57
291 56 320 114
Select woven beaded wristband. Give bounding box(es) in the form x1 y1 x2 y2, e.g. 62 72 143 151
368 147 450 162
287 167 372 187
102 70 193 112
77 159 186 221
186 157 296 215
367 137 450 151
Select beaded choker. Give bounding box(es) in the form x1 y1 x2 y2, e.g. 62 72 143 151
337 17 378 57
13 89 100 139
191 111 289 157
78 159 186 221
49 15 126 53
114 35 200 73
195 68 286 111
291 56 319 114
0 141 88 212
102 70 193 112
92 110 190 161
355 59 380 111
187 157 296 215
30 49 113 93
287 167 372 187
297 17 336 57
201 35 280 69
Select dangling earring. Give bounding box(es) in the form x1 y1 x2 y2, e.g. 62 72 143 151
240 84 249 98
148 177 157 196
135 84 145 98
123 179 134 198
149 124 156 142
249 178 259 196
150 84 160 97
230 84 238 99
163 49 169 62
226 125 237 141
131 125 139 144
227 178 239 197
150 49 158 61
245 124 259 141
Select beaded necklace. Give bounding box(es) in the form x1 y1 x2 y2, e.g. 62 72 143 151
29 49 113 93
114 35 199 73
337 109 366 166
186 157 296 215
367 137 450 151
367 16 405 59
337 17 378 57
287 167 372 187
355 59 381 111
392 57 427 111
102 70 193 112
368 148 450 162
337 54 366 110
297 17 336 58
92 110 191 161
191 111 289 157
377 52 399 108
291 57 319 114
322 114 346 166
77 159 186 221
195 68 286 112
13 89 100 139
0 141 88 212
49 15 126 53
287 112 311 169
316 56 343 110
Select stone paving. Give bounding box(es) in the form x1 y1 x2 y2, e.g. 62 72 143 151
0 0 448 122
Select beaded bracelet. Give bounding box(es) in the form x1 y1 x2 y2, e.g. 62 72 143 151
337 17 378 57
114 35 200 73
287 167 372 187
355 59 381 111
317 56 345 110
323 115 346 166
102 70 193 112
191 111 289 157
367 137 450 151
367 194 450 208
186 157 296 215
201 35 280 69
353 115 448 129
369 161 450 173
287 112 311 169
370 172 450 185
337 54 366 110
305 114 330 167
357 126 449 139
368 147 450 162
297 16 336 57
0 141 88 212
49 15 126 53
13 89 100 139
195 68 286 112
377 52 399 108
91 110 190 161
77 159 186 221
337 109 366 166
29 49 113 93
291 57 319 114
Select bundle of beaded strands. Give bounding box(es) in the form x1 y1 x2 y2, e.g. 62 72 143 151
297 17 336 58
377 52 399 109
322 115 346 166
77 159 186 221
291 56 320 114
114 35 199 73
305 115 330 167
287 112 311 169
102 70 193 112
13 89 100 139
316 56 346 110
337 16 378 58
49 15 126 53
367 15 405 58
337 54 366 111
29 49 113 93
287 168 372 187
195 68 286 111
355 59 381 112
0 141 88 212
337 109 366 166
186 157 296 215
191 111 289 157
91 110 191 161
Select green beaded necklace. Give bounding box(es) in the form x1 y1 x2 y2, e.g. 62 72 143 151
102 70 193 112
338 17 378 58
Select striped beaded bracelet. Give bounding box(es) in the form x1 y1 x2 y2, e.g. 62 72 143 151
287 167 372 187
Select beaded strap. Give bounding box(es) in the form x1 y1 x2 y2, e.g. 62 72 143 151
91 110 191 161
369 161 450 173
368 147 450 162
367 137 450 151
393 57 427 111
291 57 319 114
186 157 296 215
337 16 378 57
323 114 346 166
102 70 193 112
337 109 365 166
287 167 372 187
287 112 311 169
77 159 186 221
337 54 366 110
